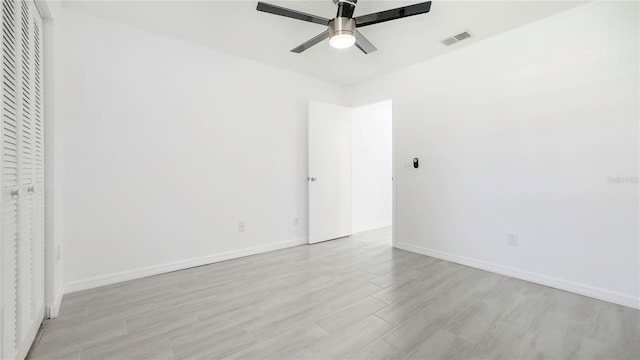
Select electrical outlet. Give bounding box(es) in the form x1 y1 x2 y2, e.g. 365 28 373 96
507 233 518 246
238 222 245 232
293 217 298 226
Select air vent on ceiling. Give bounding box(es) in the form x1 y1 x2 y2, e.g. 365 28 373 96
442 31 472 46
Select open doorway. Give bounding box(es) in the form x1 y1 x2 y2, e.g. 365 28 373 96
351 100 393 245
307 99 393 246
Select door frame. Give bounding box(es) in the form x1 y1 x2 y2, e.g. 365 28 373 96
307 99 395 245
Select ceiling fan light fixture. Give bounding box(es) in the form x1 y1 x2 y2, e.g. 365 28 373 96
328 17 356 49
330 33 355 49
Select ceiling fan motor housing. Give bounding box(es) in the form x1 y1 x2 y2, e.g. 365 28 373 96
329 17 356 38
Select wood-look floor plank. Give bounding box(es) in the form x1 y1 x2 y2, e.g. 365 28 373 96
346 339 407 360
382 306 450 353
404 329 474 360
225 323 328 360
305 315 394 358
315 296 387 334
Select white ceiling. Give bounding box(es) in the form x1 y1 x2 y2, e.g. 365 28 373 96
63 0 586 86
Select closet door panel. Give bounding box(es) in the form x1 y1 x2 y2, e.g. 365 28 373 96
32 10 44 319
1 0 20 357
17 0 35 346
1 1 44 358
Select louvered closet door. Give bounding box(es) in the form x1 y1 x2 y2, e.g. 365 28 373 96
31 0 44 332
1 0 21 357
1 1 44 359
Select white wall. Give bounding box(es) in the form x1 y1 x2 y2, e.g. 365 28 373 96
351 100 393 233
51 6 344 293
347 1 639 308
42 0 65 317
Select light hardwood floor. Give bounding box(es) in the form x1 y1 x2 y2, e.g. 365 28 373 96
29 227 639 359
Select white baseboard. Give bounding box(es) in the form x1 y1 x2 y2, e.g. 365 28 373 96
64 237 308 294
46 290 64 319
353 221 392 234
395 242 640 310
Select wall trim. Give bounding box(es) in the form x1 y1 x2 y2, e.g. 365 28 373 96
395 241 640 310
353 222 392 234
65 237 308 294
46 289 64 319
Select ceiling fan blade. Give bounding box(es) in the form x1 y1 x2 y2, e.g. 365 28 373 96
257 2 330 26
291 30 330 53
355 30 377 54
354 1 431 28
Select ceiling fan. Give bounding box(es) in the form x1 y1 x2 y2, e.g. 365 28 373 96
256 0 432 54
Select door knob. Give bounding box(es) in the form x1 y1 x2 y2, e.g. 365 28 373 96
310 177 317 182
28 185 35 194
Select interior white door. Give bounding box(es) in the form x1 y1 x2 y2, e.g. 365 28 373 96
308 101 352 244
